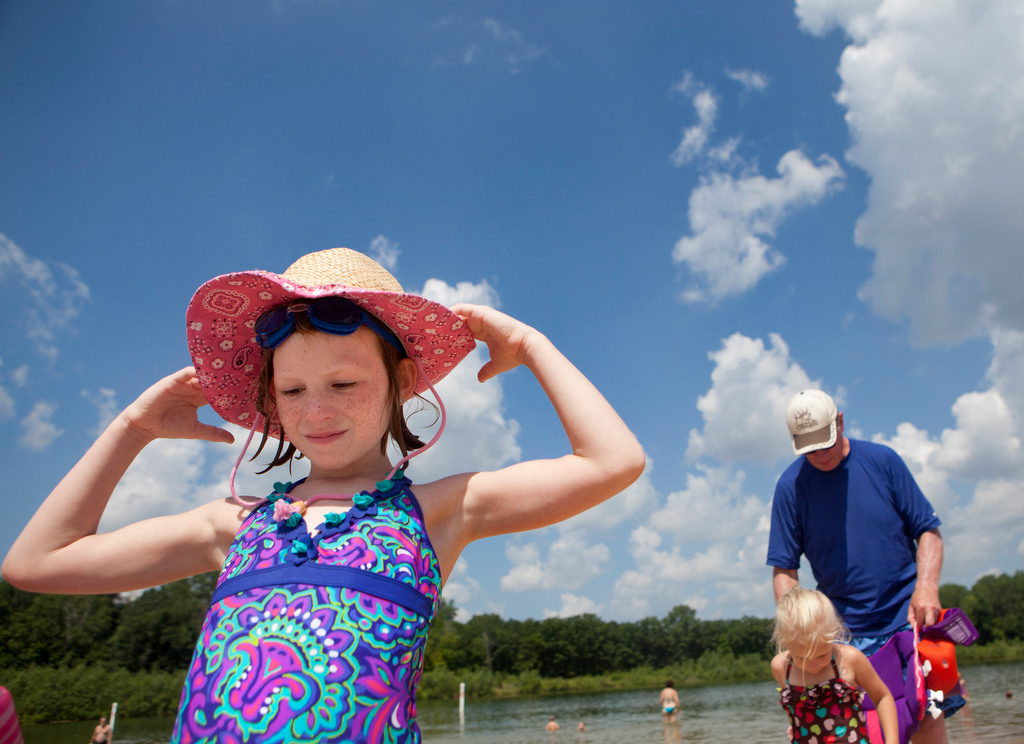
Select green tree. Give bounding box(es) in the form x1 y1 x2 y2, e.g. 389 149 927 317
939 583 969 611
663 605 701 662
962 571 1024 643
109 573 216 671
0 582 117 668
423 598 458 672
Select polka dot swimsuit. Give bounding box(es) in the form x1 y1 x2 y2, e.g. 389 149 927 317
779 655 869 744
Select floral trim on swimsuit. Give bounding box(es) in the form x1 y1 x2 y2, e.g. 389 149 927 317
779 656 869 744
171 473 441 744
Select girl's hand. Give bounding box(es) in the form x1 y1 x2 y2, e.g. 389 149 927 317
450 304 538 382
122 367 234 445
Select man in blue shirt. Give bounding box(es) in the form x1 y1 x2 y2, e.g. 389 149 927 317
768 390 948 743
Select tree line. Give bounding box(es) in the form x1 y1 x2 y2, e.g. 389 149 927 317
0 571 1020 676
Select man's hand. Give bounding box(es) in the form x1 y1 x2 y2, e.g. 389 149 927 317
908 583 942 628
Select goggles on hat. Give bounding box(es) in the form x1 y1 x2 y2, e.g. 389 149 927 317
254 296 404 354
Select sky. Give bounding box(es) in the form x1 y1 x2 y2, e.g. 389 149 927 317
1 0 1023 624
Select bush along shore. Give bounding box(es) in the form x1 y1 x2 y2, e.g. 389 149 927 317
0 571 1021 720
0 666 186 724
418 650 774 701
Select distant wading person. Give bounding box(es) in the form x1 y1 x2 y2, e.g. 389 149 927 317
660 680 679 723
90 717 111 744
767 390 961 744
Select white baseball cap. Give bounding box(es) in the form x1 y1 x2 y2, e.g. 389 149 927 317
786 390 838 455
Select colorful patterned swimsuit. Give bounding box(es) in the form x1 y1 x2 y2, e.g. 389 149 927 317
171 473 441 744
779 656 869 744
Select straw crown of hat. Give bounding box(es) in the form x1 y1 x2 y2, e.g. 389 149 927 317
186 247 475 437
281 248 404 293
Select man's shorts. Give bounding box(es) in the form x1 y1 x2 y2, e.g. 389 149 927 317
851 624 965 718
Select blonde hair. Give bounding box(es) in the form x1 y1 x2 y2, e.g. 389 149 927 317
772 586 850 657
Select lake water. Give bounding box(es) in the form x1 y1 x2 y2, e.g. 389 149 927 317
22 661 1023 743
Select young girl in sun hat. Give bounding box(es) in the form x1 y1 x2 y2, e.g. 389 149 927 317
772 587 899 744
2 247 645 744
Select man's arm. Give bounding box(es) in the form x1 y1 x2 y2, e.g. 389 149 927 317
908 528 943 627
773 567 799 603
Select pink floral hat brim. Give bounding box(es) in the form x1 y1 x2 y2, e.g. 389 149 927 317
186 271 475 437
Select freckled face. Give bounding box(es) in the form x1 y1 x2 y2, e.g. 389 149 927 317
787 639 833 676
271 327 392 475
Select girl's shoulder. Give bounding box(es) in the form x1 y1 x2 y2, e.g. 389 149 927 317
406 473 474 512
770 652 790 683
834 643 869 686
834 642 868 665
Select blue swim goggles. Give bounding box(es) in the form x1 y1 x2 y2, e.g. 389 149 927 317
254 296 404 354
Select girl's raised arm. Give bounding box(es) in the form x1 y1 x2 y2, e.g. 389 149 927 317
2 367 239 594
423 304 645 563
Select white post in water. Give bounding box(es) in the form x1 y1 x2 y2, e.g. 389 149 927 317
109 702 118 743
459 682 465 728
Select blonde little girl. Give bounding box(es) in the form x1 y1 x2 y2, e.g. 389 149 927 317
2 247 645 743
772 587 899 744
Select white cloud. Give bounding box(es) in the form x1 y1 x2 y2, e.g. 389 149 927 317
612 522 772 620
100 423 295 531
560 454 657 532
0 234 89 361
871 326 1024 580
543 593 602 619
500 531 610 592
944 478 1024 573
669 72 719 166
672 150 844 303
648 465 770 544
100 438 211 529
479 18 549 73
420 277 500 309
707 136 742 165
685 331 820 465
403 278 520 483
794 0 883 40
726 68 770 93
0 386 13 421
368 235 400 272
19 400 63 451
443 556 480 607
82 388 120 439
11 366 29 388
795 0 1024 344
608 453 775 620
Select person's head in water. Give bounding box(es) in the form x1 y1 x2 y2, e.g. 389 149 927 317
664 679 674 688
773 586 851 675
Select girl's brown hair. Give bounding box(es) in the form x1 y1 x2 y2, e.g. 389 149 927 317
250 311 426 474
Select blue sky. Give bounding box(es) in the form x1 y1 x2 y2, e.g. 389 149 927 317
1 0 1022 622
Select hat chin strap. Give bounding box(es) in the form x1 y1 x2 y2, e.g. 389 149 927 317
228 359 447 508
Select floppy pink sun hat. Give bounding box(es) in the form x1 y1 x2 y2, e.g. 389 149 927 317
186 247 476 439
